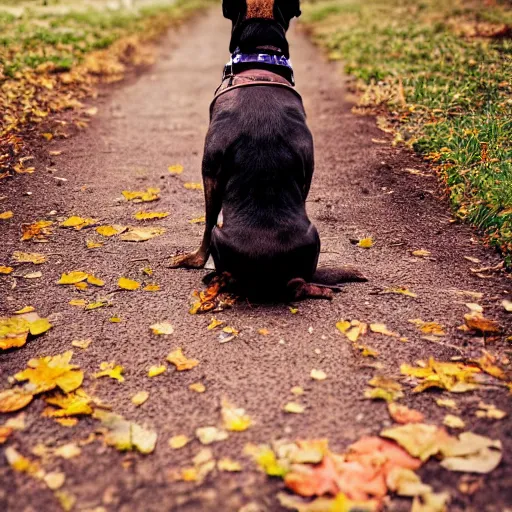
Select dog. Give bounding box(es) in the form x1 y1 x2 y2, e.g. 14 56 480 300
170 0 365 300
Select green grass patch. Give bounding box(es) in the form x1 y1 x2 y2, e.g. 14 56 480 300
301 0 512 259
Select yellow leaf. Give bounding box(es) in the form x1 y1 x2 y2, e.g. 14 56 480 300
258 328 270 336
283 402 305 414
120 226 165 242
189 382 206 393
143 284 160 292
12 251 47 264
54 418 78 427
196 426 228 445
118 277 140 290
310 369 327 381
218 458 242 472
412 249 431 258
335 320 351 333
435 398 458 410
381 287 417 298
21 220 53 241
150 322 174 335
42 132 53 141
86 240 103 249
443 414 465 429
167 348 199 371
5 447 40 475
291 386 304 396
84 300 108 310
14 351 83 394
358 345 379 358
370 323 399 337
221 398 252 432
0 316 29 350
0 266 13 274
357 237 374 248
96 225 125 237
93 362 124 382
189 216 206 224
58 271 89 285
183 182 203 190
168 164 184 175
43 471 66 491
28 318 52 336
71 339 91 350
14 306 35 314
60 216 97 230
109 317 122 323
87 275 105 287
75 282 88 291
409 319 445 336
207 318 224 330
476 402 507 420
289 307 299 314
122 188 160 203
169 435 190 449
503 300 512 312
69 299 87 307
148 365 166 377
131 391 149 406
0 389 33 413
44 389 93 417
134 211 169 221
0 211 13 220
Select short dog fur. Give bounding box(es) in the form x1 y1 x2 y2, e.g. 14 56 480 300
170 0 365 299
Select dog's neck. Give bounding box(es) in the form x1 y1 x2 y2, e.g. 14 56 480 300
230 19 290 58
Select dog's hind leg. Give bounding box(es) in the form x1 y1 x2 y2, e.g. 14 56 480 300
287 278 334 301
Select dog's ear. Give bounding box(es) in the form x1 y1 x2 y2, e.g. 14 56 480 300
278 0 301 20
223 0 241 20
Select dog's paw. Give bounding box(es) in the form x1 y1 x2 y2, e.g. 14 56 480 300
169 251 207 269
287 278 334 301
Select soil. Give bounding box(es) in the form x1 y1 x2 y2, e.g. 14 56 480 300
0 8 511 512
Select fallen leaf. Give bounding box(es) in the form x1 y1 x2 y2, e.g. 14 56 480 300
118 277 140 290
134 211 169 221
54 418 78 428
58 271 88 285
0 211 13 220
207 318 224 330
0 266 14 274
258 328 270 336
44 389 93 417
386 467 432 497
109 316 122 323
464 256 481 264
86 239 103 249
54 442 81 459
167 348 199 371
464 312 500 334
284 402 305 414
169 435 190 449
0 389 33 413
21 220 53 241
196 426 228 445
131 391 149 406
443 414 465 429
411 249 431 258
12 251 47 264
388 403 425 424
357 237 374 248
218 458 242 472
189 382 206 393
381 287 417 298
143 284 160 292
120 226 165 242
291 386 304 396
475 402 507 420
96 224 125 237
310 369 327 381
15 351 83 394
370 323 399 337
5 447 40 474
168 164 184 175
381 423 453 461
69 299 87 307
503 300 512 312
221 398 252 431
86 274 105 287
54 491 76 512
93 362 125 382
150 322 174 335
60 216 97 230
43 471 66 490
435 398 458 410
358 345 379 358
365 375 404 403
409 319 445 336
23 271 42 279
85 300 109 310
189 216 205 224
183 182 203 190
148 365 166 377
122 188 160 203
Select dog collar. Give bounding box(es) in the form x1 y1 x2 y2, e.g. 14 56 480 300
224 48 294 84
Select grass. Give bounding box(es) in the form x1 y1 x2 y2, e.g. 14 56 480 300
0 0 214 173
301 0 512 260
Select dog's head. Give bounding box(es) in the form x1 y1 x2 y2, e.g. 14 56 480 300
223 0 301 27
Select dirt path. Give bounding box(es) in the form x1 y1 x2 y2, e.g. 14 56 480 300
1 8 511 512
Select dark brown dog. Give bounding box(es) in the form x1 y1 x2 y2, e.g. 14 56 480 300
170 0 365 299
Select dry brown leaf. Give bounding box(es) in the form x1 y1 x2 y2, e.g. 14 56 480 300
12 251 47 264
388 403 425 424
21 220 53 241
167 348 199 371
464 312 500 334
370 323 399 337
0 389 34 413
